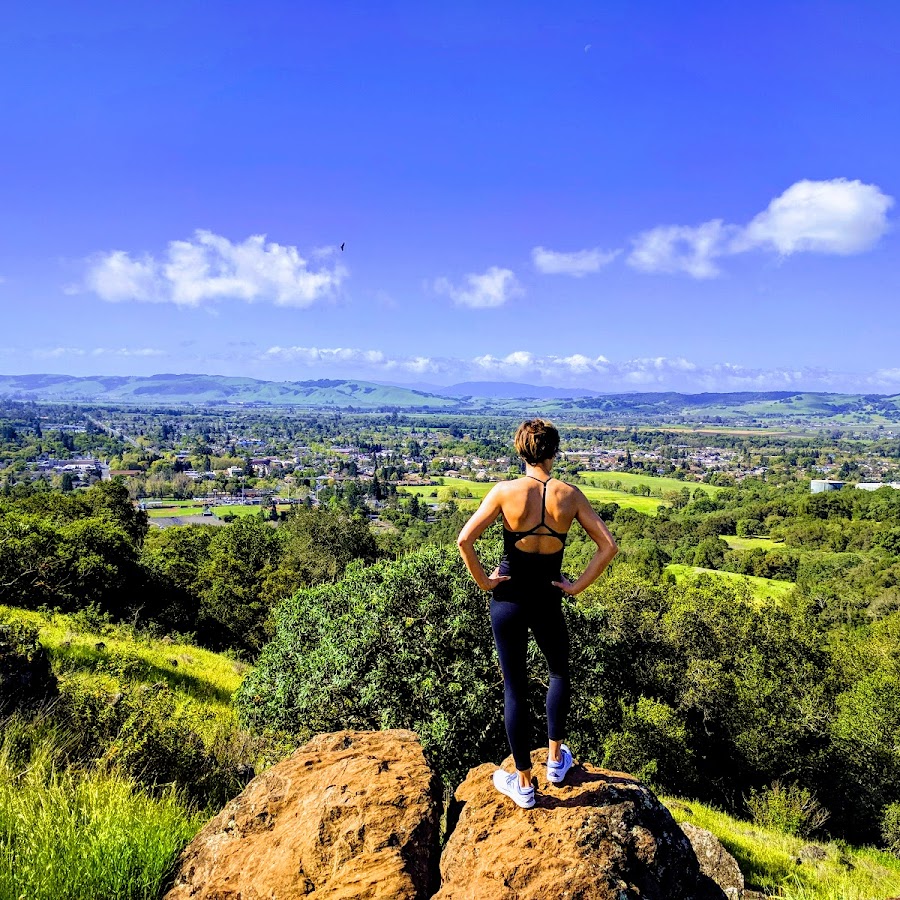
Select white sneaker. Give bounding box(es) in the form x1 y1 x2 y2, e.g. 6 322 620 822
546 745 573 784
492 769 536 809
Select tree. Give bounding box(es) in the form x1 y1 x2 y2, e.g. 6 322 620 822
198 517 282 653
264 507 378 602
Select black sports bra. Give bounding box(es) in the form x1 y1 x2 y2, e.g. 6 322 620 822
503 475 569 545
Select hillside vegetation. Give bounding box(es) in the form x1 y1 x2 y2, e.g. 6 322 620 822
4 464 900 896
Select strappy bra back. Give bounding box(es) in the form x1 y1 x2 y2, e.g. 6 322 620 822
503 475 569 547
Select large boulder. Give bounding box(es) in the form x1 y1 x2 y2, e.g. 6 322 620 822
435 747 726 900
165 729 441 900
680 823 744 899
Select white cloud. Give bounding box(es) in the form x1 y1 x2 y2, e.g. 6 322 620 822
92 347 167 358
33 347 87 359
472 351 612 378
628 220 731 279
83 251 159 301
263 345 442 374
531 246 620 276
33 346 166 359
868 368 900 387
81 230 347 307
434 266 521 308
737 178 894 256
628 178 893 278
258 346 900 393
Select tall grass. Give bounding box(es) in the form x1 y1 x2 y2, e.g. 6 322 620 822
0 717 204 900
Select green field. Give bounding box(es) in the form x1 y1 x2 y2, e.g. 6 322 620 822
144 500 208 518
664 797 900 900
143 500 291 521
666 564 795 603
215 503 291 519
579 470 721 496
724 535 782 552
399 476 666 515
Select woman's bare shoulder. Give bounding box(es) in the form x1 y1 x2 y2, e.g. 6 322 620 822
554 478 584 496
555 480 589 506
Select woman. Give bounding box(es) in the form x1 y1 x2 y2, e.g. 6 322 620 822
457 419 618 809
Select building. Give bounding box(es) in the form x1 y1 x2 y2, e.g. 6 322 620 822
810 480 845 493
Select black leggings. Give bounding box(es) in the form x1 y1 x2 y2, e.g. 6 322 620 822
490 593 570 772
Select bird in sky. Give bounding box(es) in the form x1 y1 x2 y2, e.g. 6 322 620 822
340 242 345 251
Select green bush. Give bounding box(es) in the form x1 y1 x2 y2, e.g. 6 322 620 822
882 802 900 853
237 543 506 787
57 676 244 807
0 615 57 713
601 696 693 790
746 781 830 837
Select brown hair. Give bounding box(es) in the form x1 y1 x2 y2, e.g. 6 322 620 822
514 419 560 465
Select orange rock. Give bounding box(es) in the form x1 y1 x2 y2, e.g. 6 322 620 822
165 729 441 900
435 748 725 900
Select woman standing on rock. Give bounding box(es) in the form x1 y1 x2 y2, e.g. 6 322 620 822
457 419 618 809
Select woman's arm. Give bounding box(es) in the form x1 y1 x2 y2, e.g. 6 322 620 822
552 489 618 596
456 484 511 592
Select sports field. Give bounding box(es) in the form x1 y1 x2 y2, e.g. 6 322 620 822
142 499 289 520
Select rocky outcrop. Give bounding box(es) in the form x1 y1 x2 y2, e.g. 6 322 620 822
680 823 744 899
165 729 441 900
435 747 726 900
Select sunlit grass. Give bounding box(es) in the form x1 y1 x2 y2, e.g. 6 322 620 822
0 605 246 736
724 535 783 552
665 565 795 603
579 470 722 496
663 797 900 900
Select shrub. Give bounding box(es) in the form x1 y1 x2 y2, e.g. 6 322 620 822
237 543 506 787
601 696 694 791
746 781 830 837
57 676 244 807
881 802 900 853
0 616 57 713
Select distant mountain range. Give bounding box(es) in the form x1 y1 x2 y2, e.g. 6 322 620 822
0 374 898 424
0 374 456 409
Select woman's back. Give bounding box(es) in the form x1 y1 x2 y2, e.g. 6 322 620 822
499 475 579 556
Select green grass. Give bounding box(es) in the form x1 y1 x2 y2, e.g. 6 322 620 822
666 565 795 603
144 500 207 518
214 504 290 519
724 536 782 552
0 605 245 735
399 475 668 515
0 717 205 900
579 470 722 496
578 484 669 514
663 796 900 900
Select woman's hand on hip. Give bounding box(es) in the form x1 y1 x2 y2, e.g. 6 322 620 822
482 566 511 592
552 574 579 596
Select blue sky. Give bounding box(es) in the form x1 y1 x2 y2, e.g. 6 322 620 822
1 1 898 392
